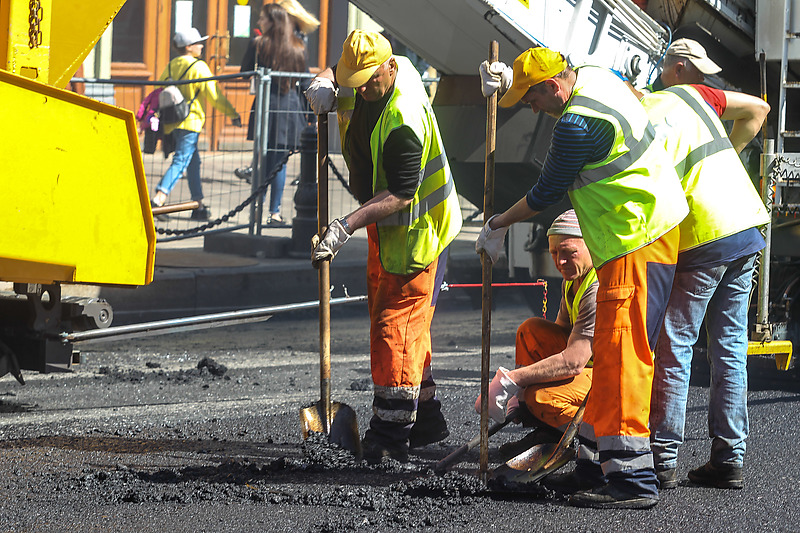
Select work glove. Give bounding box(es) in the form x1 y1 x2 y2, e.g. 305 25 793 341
475 214 508 264
311 218 350 268
479 60 513 98
474 366 520 423
305 77 338 115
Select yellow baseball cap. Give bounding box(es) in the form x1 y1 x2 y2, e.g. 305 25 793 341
336 30 393 88
499 47 567 108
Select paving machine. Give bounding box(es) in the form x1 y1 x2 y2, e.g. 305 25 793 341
349 0 798 371
0 0 156 381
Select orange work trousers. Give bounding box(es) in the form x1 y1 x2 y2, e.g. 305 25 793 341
585 227 679 450
366 225 443 422
516 317 593 429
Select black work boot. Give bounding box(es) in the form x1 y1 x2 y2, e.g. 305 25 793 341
544 459 606 494
362 417 412 464
656 467 678 490
409 399 449 449
569 484 659 509
688 461 743 489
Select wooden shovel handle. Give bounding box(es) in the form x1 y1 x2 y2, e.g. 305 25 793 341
318 113 331 433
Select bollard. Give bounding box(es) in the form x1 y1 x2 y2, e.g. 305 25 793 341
290 124 320 256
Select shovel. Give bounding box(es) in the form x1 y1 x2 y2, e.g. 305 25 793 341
299 112 361 457
491 394 588 486
434 409 517 474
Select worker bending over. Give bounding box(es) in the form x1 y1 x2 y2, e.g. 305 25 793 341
476 209 595 458
477 47 688 509
304 30 462 463
641 82 769 490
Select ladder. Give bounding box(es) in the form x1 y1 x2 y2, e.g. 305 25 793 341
749 0 797 371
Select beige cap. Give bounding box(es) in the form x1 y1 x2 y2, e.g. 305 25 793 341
666 38 721 75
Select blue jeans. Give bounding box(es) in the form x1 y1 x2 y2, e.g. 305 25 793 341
262 149 287 215
157 129 203 201
651 253 757 469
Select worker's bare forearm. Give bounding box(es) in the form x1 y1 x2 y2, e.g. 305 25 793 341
343 190 413 231
721 91 770 153
490 197 539 230
507 334 592 386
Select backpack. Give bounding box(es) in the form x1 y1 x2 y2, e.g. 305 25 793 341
158 59 201 125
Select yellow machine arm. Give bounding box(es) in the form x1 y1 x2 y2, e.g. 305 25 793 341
0 0 155 286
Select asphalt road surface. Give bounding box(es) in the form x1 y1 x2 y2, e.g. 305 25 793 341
0 294 798 532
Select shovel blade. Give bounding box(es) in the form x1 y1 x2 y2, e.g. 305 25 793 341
300 400 362 458
491 442 556 481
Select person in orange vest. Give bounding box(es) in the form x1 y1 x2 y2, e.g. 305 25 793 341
476 209 596 460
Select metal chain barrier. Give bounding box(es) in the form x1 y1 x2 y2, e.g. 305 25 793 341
154 150 295 236
538 278 547 318
28 0 43 48
327 158 354 198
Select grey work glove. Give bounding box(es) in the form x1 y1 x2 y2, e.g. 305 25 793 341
474 366 521 423
479 60 513 98
304 76 338 115
311 218 350 268
475 214 508 264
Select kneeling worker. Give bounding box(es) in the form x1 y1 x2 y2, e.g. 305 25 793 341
476 209 596 457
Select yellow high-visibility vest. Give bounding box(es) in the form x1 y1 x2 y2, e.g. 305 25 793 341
641 85 768 251
337 56 462 274
565 66 688 268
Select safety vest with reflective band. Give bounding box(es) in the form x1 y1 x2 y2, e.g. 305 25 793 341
640 85 768 251
565 66 688 268
564 267 598 368
337 56 462 274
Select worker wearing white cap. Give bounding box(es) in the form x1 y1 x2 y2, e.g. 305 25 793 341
475 209 596 459
647 38 722 92
303 30 462 464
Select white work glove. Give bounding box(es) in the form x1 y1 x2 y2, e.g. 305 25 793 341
311 218 350 268
474 366 521 423
304 77 338 115
475 214 508 264
479 60 513 98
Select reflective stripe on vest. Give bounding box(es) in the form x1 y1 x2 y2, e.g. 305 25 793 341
564 66 688 267
361 56 462 274
564 267 598 325
640 85 768 251
564 267 598 369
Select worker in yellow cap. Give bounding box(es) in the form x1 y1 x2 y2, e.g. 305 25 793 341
304 30 462 463
476 47 688 509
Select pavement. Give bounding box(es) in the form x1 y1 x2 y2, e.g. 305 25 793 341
95 222 488 325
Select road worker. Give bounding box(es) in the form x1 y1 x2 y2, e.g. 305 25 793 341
304 30 462 463
645 38 721 92
477 46 688 509
475 209 596 459
641 82 769 490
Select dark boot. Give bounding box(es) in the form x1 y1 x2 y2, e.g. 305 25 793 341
688 461 743 489
362 416 412 464
409 398 449 449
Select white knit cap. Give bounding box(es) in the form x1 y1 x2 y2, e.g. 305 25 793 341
546 209 582 237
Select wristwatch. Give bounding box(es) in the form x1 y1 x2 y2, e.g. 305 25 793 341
339 217 353 235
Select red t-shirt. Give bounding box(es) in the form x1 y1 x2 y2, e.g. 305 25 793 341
692 84 727 117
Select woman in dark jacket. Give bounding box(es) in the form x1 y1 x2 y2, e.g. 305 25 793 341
237 3 307 224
